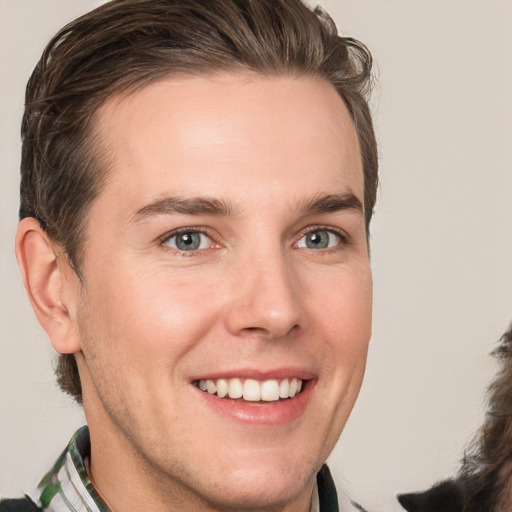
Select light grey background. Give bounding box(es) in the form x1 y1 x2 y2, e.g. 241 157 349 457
1 1 511 511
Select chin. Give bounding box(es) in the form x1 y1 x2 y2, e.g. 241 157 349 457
198 456 318 510
202 476 311 511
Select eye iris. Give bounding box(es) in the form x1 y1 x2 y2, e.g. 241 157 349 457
176 232 201 251
306 231 329 249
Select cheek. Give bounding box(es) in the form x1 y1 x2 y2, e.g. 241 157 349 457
308 263 372 421
305 268 372 460
311 264 372 354
81 265 224 368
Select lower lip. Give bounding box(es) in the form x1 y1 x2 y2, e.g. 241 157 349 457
194 381 315 426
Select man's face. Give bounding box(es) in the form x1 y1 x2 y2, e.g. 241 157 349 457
73 73 372 510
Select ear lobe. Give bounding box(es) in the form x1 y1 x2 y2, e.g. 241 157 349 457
15 217 82 354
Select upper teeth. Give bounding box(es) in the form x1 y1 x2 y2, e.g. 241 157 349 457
198 378 303 402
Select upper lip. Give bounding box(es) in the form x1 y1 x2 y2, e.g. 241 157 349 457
189 367 316 383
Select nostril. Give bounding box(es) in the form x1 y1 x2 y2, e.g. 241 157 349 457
240 326 272 338
224 292 303 338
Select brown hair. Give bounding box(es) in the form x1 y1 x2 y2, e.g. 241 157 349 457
20 0 378 403
460 323 512 511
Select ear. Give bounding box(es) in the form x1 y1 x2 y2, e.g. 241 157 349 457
15 217 82 354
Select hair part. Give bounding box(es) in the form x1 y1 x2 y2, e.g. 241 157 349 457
21 0 378 403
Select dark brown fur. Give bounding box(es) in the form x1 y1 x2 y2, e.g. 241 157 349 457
400 324 512 512
460 324 512 511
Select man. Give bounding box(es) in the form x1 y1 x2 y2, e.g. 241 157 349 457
398 323 512 512
1 0 378 511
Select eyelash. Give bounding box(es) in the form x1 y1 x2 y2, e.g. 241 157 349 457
158 225 349 254
159 227 216 256
295 225 349 250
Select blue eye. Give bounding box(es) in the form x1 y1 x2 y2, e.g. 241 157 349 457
297 230 341 249
164 231 212 251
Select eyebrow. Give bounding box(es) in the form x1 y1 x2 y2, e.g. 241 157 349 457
298 192 363 216
131 191 363 224
131 196 239 223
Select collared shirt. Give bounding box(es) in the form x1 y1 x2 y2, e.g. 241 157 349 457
28 426 108 512
1 426 364 512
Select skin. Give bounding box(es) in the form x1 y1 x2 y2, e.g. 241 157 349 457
16 73 372 512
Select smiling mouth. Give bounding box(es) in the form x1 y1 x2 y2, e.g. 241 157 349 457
194 377 304 402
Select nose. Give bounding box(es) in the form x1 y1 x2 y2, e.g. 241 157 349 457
224 253 305 340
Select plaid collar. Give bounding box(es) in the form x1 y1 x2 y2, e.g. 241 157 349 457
33 426 107 512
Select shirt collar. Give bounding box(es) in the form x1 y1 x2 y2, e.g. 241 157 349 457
34 426 107 512
311 481 320 512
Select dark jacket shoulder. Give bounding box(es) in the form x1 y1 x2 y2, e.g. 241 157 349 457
398 479 464 512
318 464 340 511
317 464 367 512
0 497 42 512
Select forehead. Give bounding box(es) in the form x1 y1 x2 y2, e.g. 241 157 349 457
93 72 363 209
